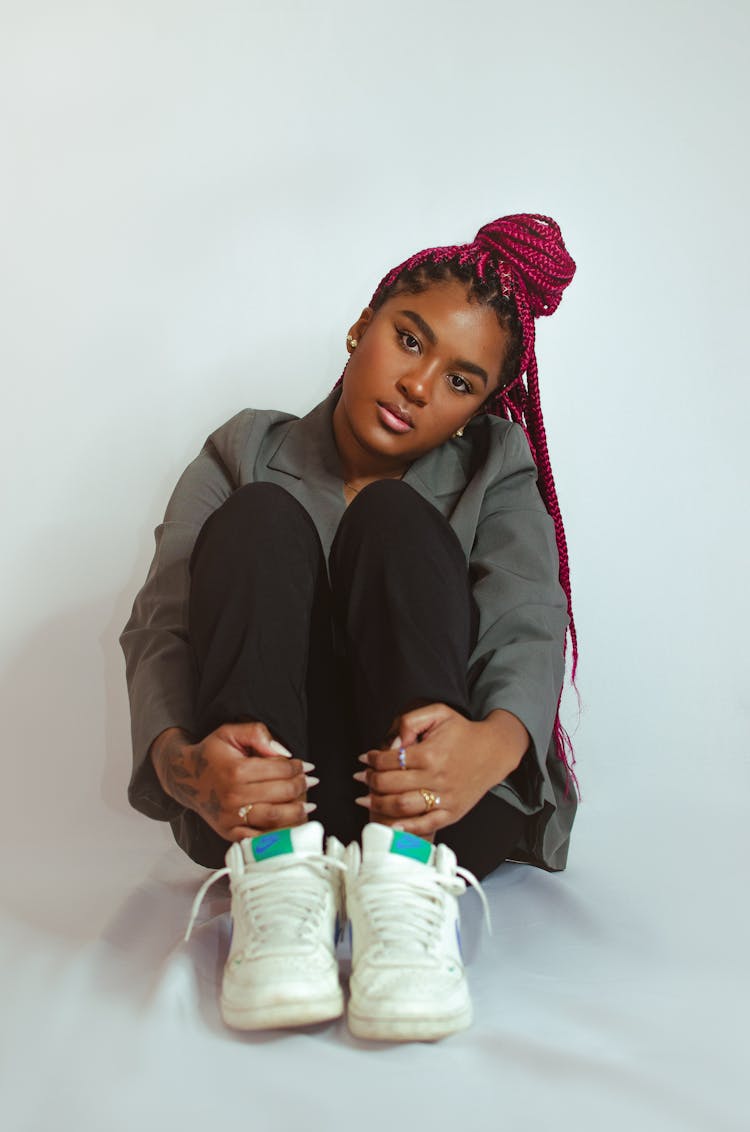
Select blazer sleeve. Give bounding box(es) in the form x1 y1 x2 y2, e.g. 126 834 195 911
467 422 570 812
119 434 241 822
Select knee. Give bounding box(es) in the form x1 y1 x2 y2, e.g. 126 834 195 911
331 479 463 572
338 479 446 545
211 482 312 529
191 482 319 564
343 479 425 529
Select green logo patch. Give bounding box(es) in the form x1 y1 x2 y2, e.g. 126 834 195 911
251 829 294 861
390 830 432 864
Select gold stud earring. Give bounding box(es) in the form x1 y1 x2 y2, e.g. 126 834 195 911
347 335 358 349
452 426 465 438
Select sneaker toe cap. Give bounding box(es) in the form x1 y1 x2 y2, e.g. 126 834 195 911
350 963 469 1015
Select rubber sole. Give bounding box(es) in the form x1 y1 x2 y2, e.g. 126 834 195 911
221 989 344 1031
347 1003 472 1042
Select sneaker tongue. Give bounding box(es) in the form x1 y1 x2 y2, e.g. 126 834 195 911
361 823 434 866
242 821 324 865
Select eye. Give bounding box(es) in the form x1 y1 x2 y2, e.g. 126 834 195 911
448 374 474 395
397 329 420 353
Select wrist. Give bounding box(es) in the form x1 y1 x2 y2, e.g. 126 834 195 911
478 709 530 776
149 727 195 798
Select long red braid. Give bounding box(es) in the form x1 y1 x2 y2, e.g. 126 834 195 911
340 214 581 798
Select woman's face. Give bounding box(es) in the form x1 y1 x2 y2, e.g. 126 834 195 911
333 278 510 474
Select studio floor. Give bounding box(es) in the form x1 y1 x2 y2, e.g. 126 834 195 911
1 791 745 1132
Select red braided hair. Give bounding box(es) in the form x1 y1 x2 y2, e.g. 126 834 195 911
338 214 580 798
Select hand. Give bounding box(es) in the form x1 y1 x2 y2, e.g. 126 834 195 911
354 703 528 837
150 722 315 842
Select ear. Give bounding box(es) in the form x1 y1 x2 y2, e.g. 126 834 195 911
348 307 374 343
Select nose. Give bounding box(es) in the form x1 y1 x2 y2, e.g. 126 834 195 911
397 357 439 407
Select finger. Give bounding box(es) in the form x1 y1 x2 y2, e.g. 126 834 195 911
385 811 446 837
228 775 312 811
230 799 316 833
357 790 437 820
224 823 265 843
384 701 443 747
396 703 454 746
358 746 424 773
357 769 431 795
217 721 294 759
225 759 310 788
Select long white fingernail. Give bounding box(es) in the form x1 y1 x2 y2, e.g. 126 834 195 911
305 776 320 788
303 802 317 814
389 735 402 750
268 740 293 757
301 760 316 772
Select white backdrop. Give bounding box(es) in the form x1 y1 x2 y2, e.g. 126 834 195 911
1 2 748 1129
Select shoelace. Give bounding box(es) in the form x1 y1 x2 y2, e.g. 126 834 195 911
355 860 492 961
184 854 347 944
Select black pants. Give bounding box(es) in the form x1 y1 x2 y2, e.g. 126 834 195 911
183 480 526 879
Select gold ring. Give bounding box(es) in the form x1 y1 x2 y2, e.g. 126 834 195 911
419 789 440 812
238 804 253 823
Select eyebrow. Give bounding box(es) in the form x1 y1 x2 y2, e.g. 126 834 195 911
397 309 489 388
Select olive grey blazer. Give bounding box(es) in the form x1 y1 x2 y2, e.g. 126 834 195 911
120 385 577 871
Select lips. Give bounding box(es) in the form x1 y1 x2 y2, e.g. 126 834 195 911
377 401 415 433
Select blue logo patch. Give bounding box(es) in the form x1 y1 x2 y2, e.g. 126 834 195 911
390 830 432 864
251 829 293 861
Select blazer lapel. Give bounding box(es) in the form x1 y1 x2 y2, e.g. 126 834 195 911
263 387 347 555
404 441 470 509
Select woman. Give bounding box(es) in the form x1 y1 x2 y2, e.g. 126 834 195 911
120 212 580 1041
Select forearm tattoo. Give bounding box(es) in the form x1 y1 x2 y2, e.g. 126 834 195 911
162 746 210 812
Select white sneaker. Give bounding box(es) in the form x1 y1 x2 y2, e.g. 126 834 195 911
344 823 491 1042
185 822 346 1030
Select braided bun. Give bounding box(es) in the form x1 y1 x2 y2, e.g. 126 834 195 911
474 213 576 318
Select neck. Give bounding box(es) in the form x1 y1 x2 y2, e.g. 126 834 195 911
332 395 411 484
343 470 405 495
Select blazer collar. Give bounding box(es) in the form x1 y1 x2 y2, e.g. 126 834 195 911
266 386 345 485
